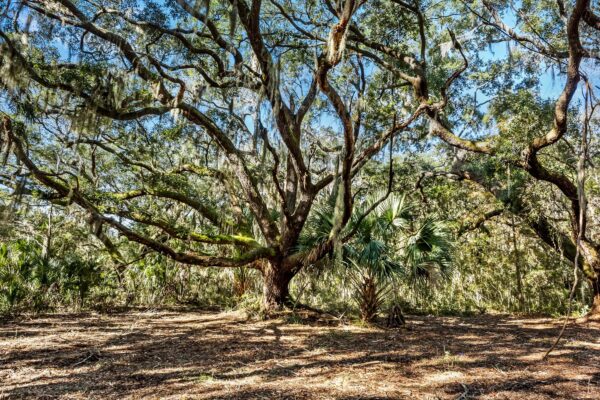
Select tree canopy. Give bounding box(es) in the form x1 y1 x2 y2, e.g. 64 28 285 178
1 0 599 315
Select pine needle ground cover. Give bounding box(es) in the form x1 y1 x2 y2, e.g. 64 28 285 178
1 310 598 399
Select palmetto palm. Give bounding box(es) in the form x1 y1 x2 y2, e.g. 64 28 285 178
347 193 409 275
299 191 407 321
343 192 409 321
300 190 453 321
401 217 453 286
395 217 454 312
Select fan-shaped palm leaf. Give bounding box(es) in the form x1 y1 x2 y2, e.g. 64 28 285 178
402 218 453 285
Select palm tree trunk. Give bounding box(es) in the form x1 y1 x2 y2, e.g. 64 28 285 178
356 272 382 322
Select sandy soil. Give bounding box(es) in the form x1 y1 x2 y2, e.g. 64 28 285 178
0 310 599 399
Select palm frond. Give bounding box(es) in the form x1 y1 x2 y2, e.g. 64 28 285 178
403 218 454 285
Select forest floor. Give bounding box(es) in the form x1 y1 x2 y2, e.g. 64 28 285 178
1 309 599 399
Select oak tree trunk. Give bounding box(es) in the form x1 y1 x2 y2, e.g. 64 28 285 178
262 262 294 312
589 277 600 321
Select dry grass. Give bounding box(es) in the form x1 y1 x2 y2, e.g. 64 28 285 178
1 310 599 399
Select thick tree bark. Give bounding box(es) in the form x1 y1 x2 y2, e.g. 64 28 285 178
579 242 600 320
589 277 600 320
262 262 295 312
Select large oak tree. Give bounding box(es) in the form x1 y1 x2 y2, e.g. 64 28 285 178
1 0 599 315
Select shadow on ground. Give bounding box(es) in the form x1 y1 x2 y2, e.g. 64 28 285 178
1 311 599 399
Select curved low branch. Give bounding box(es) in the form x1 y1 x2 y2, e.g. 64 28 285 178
2 115 273 269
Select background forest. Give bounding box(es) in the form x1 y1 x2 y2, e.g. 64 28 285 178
0 163 592 319
0 0 599 321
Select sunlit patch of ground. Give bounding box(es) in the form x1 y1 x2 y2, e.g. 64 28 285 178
0 310 598 399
